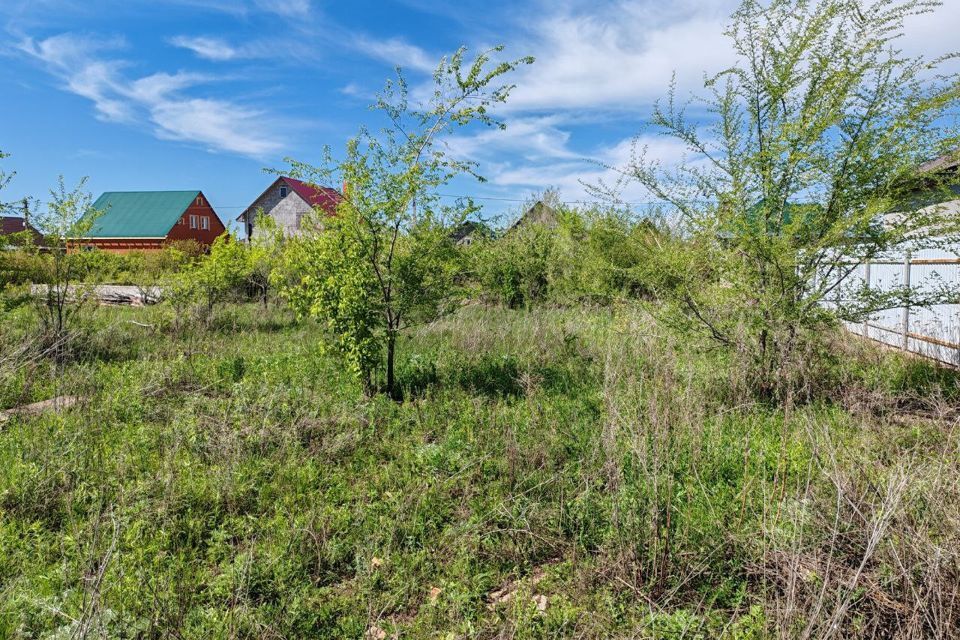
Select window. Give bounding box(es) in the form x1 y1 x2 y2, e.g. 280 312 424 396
196 196 204 206
189 215 198 229
201 216 210 230
279 186 288 198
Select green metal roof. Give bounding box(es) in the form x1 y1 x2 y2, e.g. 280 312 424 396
87 191 200 238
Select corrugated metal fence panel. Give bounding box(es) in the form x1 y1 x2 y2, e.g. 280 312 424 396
842 245 960 366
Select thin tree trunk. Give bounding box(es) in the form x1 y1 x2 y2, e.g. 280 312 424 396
386 331 399 401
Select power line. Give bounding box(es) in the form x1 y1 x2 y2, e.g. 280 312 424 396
435 193 675 206
209 195 683 208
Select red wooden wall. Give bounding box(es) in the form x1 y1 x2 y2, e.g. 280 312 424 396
166 193 226 245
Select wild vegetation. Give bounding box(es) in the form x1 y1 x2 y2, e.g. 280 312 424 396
1 299 958 638
598 0 960 400
2 0 960 638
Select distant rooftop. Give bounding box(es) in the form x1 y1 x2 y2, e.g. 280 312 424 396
89 191 201 238
0 215 41 237
918 152 960 175
281 177 343 212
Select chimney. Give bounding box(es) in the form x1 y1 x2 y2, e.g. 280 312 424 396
21 198 29 229
341 180 350 199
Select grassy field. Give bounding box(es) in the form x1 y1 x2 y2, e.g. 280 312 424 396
0 302 958 638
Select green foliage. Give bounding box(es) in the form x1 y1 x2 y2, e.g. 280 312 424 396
280 214 384 388
471 206 662 308
280 46 533 398
0 149 13 216
169 235 266 322
472 221 556 308
192 235 252 306
26 177 103 350
0 303 956 637
0 152 31 307
613 0 960 399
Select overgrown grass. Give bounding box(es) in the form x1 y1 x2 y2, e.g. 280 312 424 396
0 303 957 638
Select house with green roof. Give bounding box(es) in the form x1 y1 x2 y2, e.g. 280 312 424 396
72 191 226 253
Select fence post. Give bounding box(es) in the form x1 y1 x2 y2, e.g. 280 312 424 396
902 251 912 350
863 260 871 338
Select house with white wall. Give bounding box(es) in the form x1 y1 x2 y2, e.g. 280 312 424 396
238 176 342 239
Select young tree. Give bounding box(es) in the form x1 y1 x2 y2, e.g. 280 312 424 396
0 152 29 253
607 0 960 398
280 47 533 399
0 150 13 212
247 211 286 308
29 177 102 357
169 234 253 326
0 152 18 268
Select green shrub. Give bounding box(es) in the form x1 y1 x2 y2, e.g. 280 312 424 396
471 207 662 308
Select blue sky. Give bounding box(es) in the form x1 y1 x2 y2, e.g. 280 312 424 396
1 0 957 227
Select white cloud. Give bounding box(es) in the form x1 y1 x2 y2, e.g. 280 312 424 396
339 82 365 97
150 98 280 156
482 134 697 203
378 0 741 205
19 34 133 121
353 35 436 73
163 0 312 18
128 71 207 102
502 1 737 112
168 33 319 65
19 33 283 157
254 0 311 18
169 35 238 61
442 109 698 203
900 3 960 66
443 116 578 162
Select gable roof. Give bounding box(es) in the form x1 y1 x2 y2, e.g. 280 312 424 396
88 191 200 238
0 216 41 237
508 201 559 232
450 220 494 243
282 177 343 212
238 177 343 222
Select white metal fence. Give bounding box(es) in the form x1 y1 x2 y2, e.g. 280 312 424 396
842 247 960 366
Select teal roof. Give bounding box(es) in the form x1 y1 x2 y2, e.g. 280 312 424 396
87 191 200 238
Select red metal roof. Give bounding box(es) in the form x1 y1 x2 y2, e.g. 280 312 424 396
282 177 343 214
0 216 42 239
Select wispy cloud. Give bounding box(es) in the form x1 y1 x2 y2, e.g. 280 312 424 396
150 98 280 155
168 33 320 65
19 33 284 157
442 111 700 203
164 0 313 18
339 82 365 97
444 116 579 163
352 35 436 73
484 135 695 200
169 35 238 61
254 0 312 18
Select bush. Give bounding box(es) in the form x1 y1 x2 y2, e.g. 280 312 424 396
471 222 556 308
166 235 283 330
470 207 661 308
